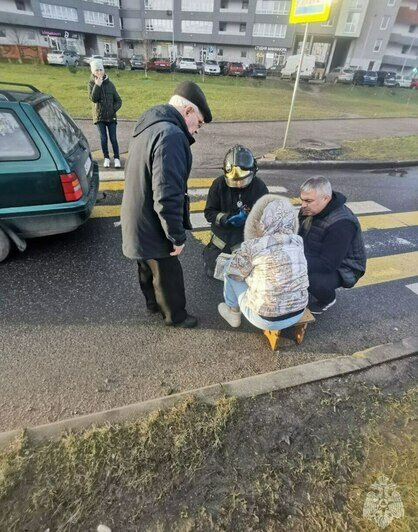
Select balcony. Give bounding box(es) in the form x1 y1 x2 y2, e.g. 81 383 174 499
390 32 417 47
381 53 417 68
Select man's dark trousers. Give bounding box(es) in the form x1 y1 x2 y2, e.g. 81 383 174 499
137 256 187 325
309 271 342 305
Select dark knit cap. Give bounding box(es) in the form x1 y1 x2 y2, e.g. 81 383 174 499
173 81 212 123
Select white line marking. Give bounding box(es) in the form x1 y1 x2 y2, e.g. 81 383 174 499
406 282 418 295
346 201 390 214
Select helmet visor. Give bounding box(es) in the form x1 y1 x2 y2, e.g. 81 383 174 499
225 165 251 180
225 169 254 188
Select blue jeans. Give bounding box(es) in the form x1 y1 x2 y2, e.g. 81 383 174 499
96 121 119 159
224 275 304 331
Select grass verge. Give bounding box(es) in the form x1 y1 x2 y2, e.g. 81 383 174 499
1 364 417 531
2 64 418 121
273 135 418 161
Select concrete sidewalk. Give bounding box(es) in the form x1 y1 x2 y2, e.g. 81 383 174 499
77 116 417 171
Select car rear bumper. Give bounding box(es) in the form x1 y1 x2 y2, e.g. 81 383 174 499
0 163 99 238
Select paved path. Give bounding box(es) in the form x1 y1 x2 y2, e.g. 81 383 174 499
77 117 417 170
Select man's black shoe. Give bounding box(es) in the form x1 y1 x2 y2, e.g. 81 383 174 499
309 298 336 315
169 314 198 328
146 303 160 314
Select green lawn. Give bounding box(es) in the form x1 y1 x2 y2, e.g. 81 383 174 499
2 63 418 121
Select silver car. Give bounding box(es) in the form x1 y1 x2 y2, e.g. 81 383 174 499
326 67 355 84
47 50 80 66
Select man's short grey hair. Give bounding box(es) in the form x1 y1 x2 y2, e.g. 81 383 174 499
169 94 200 114
300 176 332 197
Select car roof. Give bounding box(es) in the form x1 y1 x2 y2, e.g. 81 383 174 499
0 82 50 104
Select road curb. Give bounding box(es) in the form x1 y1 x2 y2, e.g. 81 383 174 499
0 337 416 450
257 159 418 170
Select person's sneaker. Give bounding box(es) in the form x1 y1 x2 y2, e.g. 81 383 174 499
218 303 241 328
309 298 336 315
170 314 198 328
114 158 121 168
103 158 110 168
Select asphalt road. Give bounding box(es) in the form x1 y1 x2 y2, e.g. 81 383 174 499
77 116 418 170
0 164 417 432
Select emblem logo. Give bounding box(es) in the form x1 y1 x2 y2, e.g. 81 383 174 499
363 475 404 529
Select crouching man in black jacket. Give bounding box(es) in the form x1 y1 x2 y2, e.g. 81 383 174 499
121 81 212 328
298 176 367 315
203 145 268 278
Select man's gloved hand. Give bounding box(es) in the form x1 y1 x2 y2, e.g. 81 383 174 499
227 209 247 227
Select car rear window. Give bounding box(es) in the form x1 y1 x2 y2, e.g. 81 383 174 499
36 99 80 155
0 110 38 161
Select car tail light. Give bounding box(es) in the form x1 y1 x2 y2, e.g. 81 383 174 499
60 172 83 202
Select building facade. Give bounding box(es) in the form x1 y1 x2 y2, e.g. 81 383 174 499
0 0 417 74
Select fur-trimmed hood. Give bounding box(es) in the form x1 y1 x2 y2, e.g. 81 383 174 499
244 194 299 241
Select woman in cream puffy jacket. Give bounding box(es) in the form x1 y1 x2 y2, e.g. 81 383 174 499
218 194 309 330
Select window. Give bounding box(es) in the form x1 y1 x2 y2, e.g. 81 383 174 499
181 20 213 33
373 39 382 52
409 25 417 33
255 1 290 15
145 18 173 32
241 50 247 58
182 0 213 11
253 23 287 38
0 111 38 161
84 10 114 26
219 21 226 31
387 0 395 6
242 0 249 8
344 12 360 34
0 30 6 37
220 0 228 8
37 100 80 156
380 15 390 30
40 3 78 22
15 0 26 11
144 0 172 9
104 42 111 53
239 23 246 33
350 0 363 8
401 44 409 54
218 48 223 56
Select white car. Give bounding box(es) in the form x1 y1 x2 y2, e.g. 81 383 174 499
176 58 197 73
393 74 412 88
83 54 103 66
203 60 220 75
326 67 355 84
47 50 80 66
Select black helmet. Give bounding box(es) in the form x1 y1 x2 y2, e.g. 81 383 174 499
223 145 257 188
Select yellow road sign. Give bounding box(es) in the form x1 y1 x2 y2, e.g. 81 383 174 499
289 0 331 24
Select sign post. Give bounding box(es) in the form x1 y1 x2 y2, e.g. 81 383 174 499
282 0 332 149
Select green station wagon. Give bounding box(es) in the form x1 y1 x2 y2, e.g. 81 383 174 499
0 82 99 262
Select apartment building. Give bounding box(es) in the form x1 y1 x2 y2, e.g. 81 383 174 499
381 0 418 75
0 0 121 58
120 0 295 67
0 0 416 74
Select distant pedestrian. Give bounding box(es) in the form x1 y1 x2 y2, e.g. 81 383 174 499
88 58 122 168
121 81 212 328
298 176 367 314
203 145 268 278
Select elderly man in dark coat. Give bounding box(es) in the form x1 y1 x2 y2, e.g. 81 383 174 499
121 81 212 328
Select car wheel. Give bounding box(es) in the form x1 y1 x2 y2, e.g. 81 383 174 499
0 229 11 262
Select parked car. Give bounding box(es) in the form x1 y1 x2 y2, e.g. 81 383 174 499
146 57 172 72
245 63 267 78
267 64 283 77
224 62 244 76
129 55 146 70
363 71 378 86
393 75 413 88
83 54 103 67
47 50 80 67
281 54 316 80
102 53 125 69
0 81 99 262
325 66 355 84
175 57 198 73
203 59 221 75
